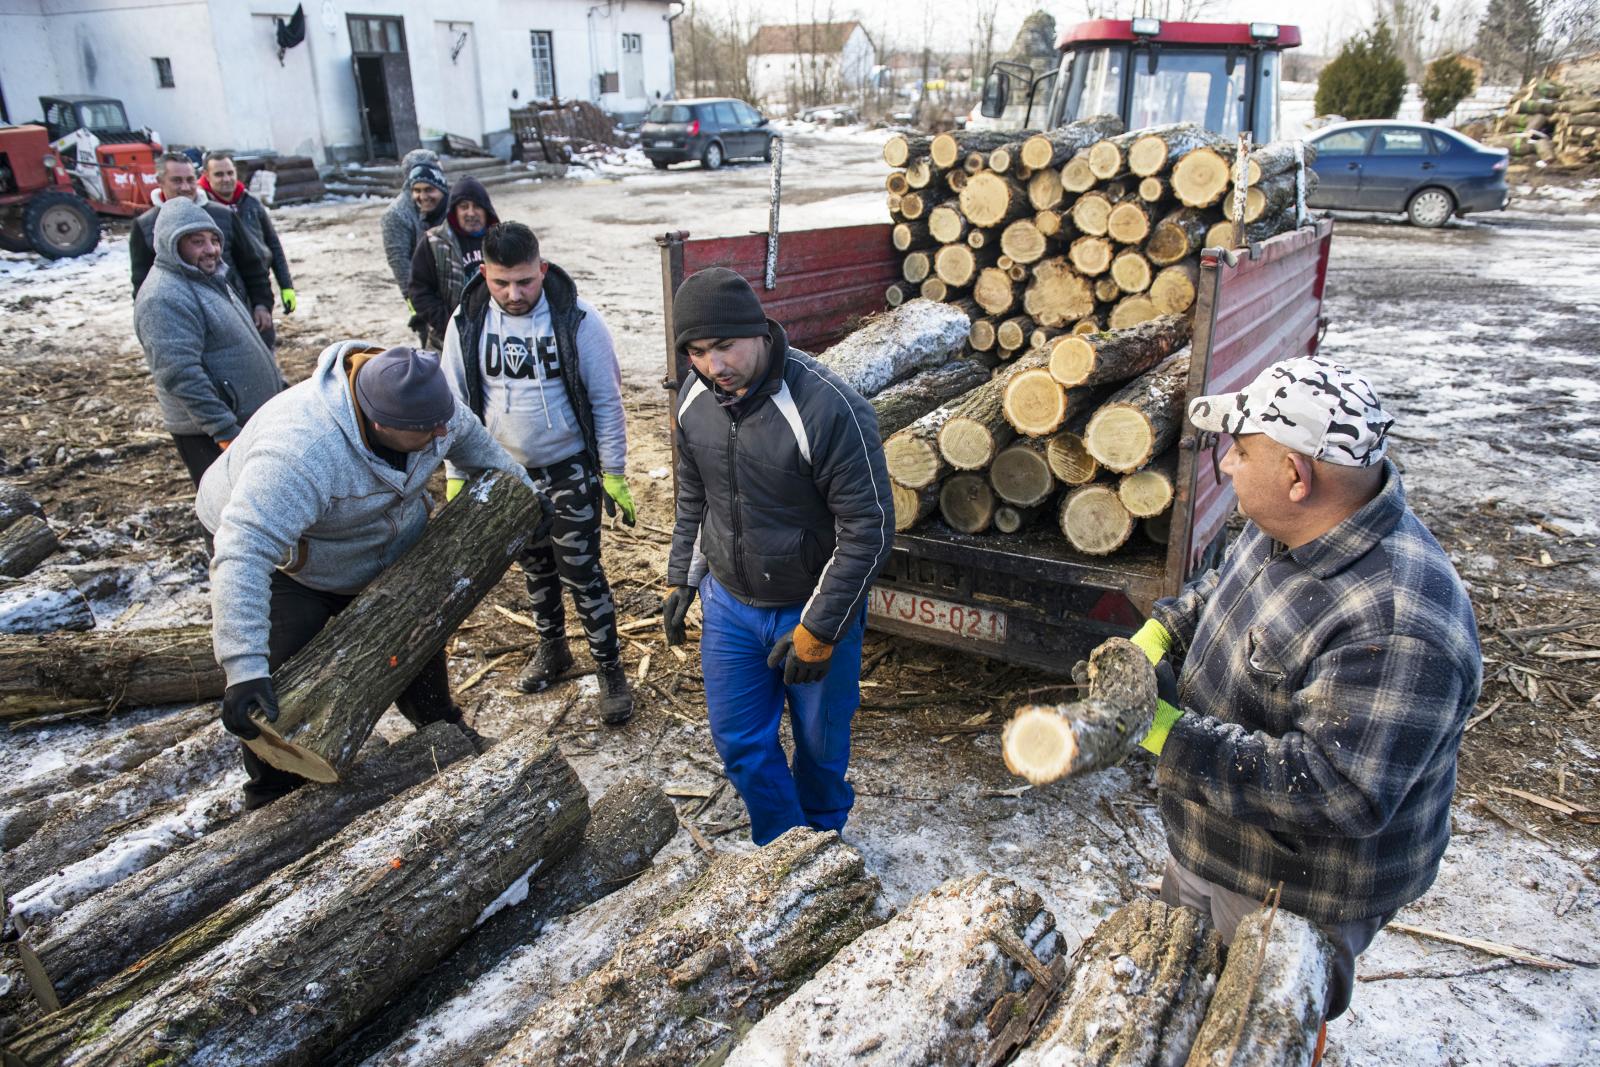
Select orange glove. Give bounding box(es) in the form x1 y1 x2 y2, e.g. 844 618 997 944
218 439 232 451
768 622 834 685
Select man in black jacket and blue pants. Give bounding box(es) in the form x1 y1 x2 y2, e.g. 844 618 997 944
664 268 893 845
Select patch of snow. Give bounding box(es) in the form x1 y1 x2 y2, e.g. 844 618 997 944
474 858 544 928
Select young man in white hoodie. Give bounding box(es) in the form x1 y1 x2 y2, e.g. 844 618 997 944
440 222 636 725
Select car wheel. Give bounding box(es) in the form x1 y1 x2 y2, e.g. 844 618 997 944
23 190 101 259
701 141 724 171
652 159 670 170
1406 187 1454 228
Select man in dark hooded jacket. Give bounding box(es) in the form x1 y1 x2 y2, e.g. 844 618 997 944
407 176 498 349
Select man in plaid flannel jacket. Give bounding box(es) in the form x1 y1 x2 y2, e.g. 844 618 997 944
1128 356 1481 1031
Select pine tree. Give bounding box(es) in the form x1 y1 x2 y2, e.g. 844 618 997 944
1421 55 1478 121
1314 20 1410 120
1474 0 1543 84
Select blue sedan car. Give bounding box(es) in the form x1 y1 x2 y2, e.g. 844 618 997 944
1307 121 1510 227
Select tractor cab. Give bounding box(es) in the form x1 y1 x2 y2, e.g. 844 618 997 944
982 19 1300 142
40 96 144 143
37 94 161 217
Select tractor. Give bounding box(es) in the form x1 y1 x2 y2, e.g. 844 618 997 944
0 124 101 259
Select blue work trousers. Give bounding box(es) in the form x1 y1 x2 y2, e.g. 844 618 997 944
699 573 866 846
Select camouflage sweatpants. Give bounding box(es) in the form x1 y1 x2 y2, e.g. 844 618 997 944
521 452 619 664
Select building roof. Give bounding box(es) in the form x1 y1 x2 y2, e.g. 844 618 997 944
749 21 864 57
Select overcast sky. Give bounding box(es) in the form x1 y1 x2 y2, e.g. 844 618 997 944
694 1 1484 58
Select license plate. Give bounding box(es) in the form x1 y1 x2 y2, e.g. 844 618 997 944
868 587 1008 643
654 139 674 148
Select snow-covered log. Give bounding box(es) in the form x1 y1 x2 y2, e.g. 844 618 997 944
0 516 58 578
817 300 972 399
872 359 991 437
0 623 223 720
0 573 93 636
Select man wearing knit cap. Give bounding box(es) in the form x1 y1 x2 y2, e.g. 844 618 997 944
664 267 893 846
382 149 449 300
197 342 540 808
408 175 498 349
1113 355 1480 1051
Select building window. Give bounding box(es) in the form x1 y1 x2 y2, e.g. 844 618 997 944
621 33 641 54
349 14 406 54
529 30 556 99
154 57 174 88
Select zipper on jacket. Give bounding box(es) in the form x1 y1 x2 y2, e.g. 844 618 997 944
728 416 753 593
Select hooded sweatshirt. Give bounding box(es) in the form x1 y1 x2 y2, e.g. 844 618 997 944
196 339 533 686
130 190 273 307
407 176 499 344
381 148 445 292
134 198 285 441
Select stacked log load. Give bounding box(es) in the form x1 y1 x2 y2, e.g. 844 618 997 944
1477 79 1600 167
873 120 1318 558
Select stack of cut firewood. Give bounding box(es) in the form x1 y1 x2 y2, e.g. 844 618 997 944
1479 79 1600 167
881 118 1317 341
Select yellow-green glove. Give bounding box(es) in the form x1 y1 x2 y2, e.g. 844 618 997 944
1140 699 1184 755
1130 618 1172 665
281 287 297 314
602 473 636 526
446 477 465 501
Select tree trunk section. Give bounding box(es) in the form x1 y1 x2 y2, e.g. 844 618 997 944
1001 637 1156 783
892 220 936 252
1020 115 1126 170
1069 235 1114 277
1245 140 1317 185
1069 191 1117 236
960 172 1031 228
976 267 1023 317
928 204 970 244
942 357 1043 468
1172 147 1232 207
930 129 1019 170
1118 451 1178 518
1000 219 1049 265
1059 484 1134 556
7 731 589 1067
1085 350 1190 472
968 228 991 250
0 574 93 636
1150 261 1201 315
1207 214 1297 250
885 283 909 307
893 482 940 532
243 471 541 783
1182 906 1334 1067
1014 897 1222 1067
0 624 222 721
0 517 58 579
1108 294 1160 330
920 278 958 304
899 190 942 221
902 250 933 283
1087 132 1137 180
1147 207 1211 266
1126 123 1228 177
1034 209 1065 237
989 438 1056 507
872 360 991 437
940 473 996 534
1111 249 1154 293
996 315 1033 353
883 134 931 168
994 502 1045 534
1061 154 1096 193
819 299 971 399
0 485 45 532
331 775 681 1067
1027 167 1065 210
905 157 936 190
1048 314 1190 388
1229 173 1299 224
1023 258 1094 327
482 828 881 1067
1045 426 1099 486
728 874 1059 1067
969 318 998 353
885 171 910 196
1107 199 1155 245
886 401 962 490
936 243 997 288
1138 176 1168 202
1001 367 1099 439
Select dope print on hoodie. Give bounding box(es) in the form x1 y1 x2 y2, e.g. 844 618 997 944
472 295 586 468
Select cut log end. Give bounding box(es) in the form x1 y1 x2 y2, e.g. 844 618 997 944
1060 484 1134 555
940 420 1002 470
1110 250 1153 294
1108 294 1159 330
1118 467 1175 518
989 441 1056 508
1084 405 1158 473
1046 432 1099 485
1001 707 1079 784
884 435 944 491
939 473 996 534
242 721 341 783
892 482 939 532
1172 147 1231 207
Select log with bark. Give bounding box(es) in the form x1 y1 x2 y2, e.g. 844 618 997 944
960 172 1032 228
1095 276 1123 303
940 359 1038 469
6 730 589 1067
331 775 681 1067
1119 451 1178 518
885 283 910 307
1111 248 1154 293
0 516 57 579
241 470 542 783
1150 261 1201 315
1147 207 1211 266
885 402 959 490
1107 199 1155 244
886 170 910 196
1000 219 1049 264
1171 147 1232 207
1045 425 1099 485
989 438 1057 507
1073 316 1103 335
975 267 1023 317
1087 131 1139 180
1068 235 1114 277
1126 123 1228 177
905 157 936 190
969 318 998 353
1138 176 1167 202
1001 365 1099 439
482 827 882 1067
1027 167 1065 210
936 243 997 288
996 315 1034 353
892 220 936 251
1059 483 1135 556
968 228 991 250
819 299 971 398
1013 896 1222 1067
1061 153 1096 193
994 502 1045 533
1035 208 1065 237
1001 636 1156 783
9 723 476 1020
920 278 956 303
0 484 44 532
903 250 933 283
930 128 1020 170
893 482 940 531
1023 258 1094 327
1084 350 1191 472
1227 172 1300 224
940 473 997 534
928 203 970 244
871 360 991 437
1182 904 1334 1067
1245 140 1318 184
1019 115 1126 170
727 873 1060 1067
0 623 222 720
1070 191 1117 236
0 574 93 636
898 190 939 221
1048 314 1190 388
883 133 932 168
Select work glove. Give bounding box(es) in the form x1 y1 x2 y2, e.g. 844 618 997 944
222 676 279 741
218 439 232 451
601 473 637 526
1139 659 1184 756
446 477 465 502
281 287 297 314
662 585 697 646
767 623 834 686
1130 617 1172 665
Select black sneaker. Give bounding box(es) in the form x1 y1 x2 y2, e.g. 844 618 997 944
597 659 634 726
517 638 574 694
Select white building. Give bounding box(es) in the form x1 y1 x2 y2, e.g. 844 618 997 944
747 21 875 108
0 0 679 162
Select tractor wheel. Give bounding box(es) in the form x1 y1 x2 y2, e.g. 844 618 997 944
24 190 101 259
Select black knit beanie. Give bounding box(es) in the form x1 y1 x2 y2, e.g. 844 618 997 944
673 267 770 353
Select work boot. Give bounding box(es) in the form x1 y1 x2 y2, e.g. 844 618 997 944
597 659 634 726
517 637 574 694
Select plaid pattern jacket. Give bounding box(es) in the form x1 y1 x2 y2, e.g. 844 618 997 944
1152 462 1481 924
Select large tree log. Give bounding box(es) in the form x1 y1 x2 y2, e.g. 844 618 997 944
0 517 58 579
885 401 960 490
242 471 541 783
727 873 1059 1067
1227 173 1299 224
882 133 932 168
1108 294 1160 330
936 242 998 288
0 484 44 532
1183 905 1334 1067
1045 422 1099 486
1014 897 1223 1067
930 128 1021 170
1087 131 1139 180
1000 219 1049 264
1111 248 1154 293
1059 483 1135 556
482 827 882 1067
1061 153 1097 193
1027 167 1066 210
1245 140 1318 184
928 203 971 244
0 704 213 850
332 775 680 1067
1172 147 1232 207
1001 365 1099 439
0 574 93 636
996 315 1034 353
1048 314 1190 388
1147 207 1211 266
1070 191 1117 236
1107 199 1155 245
1084 350 1191 472
1119 451 1178 518
1020 115 1126 170
975 267 1024 316
6 730 589 1067
960 172 1032 228
893 482 940 531
1002 637 1156 783
940 472 997 534
819 299 971 399
1023 258 1094 327
989 438 1057 507
0 623 222 720
872 360 991 437
6 724 475 1026
1069 235 1114 277
1150 260 1202 315
941 357 1043 468
1127 123 1229 177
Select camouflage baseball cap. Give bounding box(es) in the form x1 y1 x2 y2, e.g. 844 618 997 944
1187 355 1394 467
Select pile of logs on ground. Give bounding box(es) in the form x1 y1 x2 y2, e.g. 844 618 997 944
1477 78 1600 168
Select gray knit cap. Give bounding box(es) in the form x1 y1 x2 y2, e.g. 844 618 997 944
354 347 454 431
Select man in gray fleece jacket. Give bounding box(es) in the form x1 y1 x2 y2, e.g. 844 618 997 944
134 197 286 486
197 342 539 807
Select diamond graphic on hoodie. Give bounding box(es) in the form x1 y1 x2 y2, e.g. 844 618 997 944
485 333 559 380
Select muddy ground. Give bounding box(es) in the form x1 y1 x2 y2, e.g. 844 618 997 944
1 130 1598 1063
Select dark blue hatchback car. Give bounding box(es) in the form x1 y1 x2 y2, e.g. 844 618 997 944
1307 121 1509 227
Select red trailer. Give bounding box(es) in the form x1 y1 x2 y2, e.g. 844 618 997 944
658 219 1334 671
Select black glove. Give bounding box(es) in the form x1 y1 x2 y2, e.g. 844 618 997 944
766 631 833 686
530 488 556 545
222 677 279 741
1154 658 1179 707
662 585 697 646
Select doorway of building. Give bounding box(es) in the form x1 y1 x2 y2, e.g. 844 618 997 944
347 13 420 160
